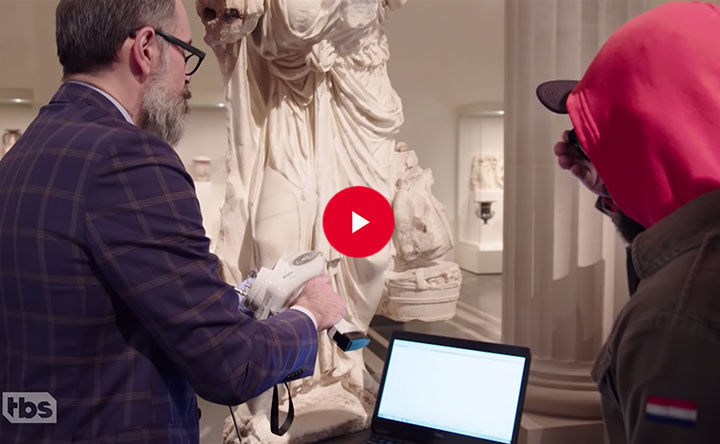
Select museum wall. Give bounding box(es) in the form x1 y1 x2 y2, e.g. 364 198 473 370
0 105 34 136
0 103 226 178
0 1 60 109
174 107 228 180
386 0 505 231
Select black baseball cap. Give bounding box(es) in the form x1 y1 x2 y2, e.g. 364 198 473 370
536 80 579 114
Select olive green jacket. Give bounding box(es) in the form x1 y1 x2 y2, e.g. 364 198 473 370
593 189 720 444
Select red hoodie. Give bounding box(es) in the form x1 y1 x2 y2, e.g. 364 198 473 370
566 1 720 229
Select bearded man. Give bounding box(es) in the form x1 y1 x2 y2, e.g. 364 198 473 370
0 1 345 443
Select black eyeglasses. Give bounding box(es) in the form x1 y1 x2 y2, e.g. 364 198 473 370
154 29 206 76
567 129 590 162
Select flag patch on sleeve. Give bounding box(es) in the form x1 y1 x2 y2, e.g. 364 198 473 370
645 395 697 426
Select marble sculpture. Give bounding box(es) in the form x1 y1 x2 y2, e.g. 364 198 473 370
194 1 457 442
471 154 504 191
379 142 461 322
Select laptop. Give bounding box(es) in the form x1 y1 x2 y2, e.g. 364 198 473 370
334 330 531 444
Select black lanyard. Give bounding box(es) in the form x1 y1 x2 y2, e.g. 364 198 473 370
271 382 294 436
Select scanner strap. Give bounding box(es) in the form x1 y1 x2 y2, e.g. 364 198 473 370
271 383 294 436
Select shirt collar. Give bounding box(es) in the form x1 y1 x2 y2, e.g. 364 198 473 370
66 81 134 125
630 188 720 282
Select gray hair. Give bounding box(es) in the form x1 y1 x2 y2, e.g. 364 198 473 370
56 0 176 76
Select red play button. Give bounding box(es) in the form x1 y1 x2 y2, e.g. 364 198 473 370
323 186 395 258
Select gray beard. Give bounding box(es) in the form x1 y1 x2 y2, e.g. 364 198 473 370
141 70 190 146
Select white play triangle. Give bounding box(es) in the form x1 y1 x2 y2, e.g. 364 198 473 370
352 211 369 234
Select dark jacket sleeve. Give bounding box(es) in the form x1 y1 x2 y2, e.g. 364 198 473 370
614 317 720 444
84 130 317 405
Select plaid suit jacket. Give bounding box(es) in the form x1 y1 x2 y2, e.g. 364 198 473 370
0 83 318 443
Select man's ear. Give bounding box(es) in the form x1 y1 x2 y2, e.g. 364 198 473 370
129 27 160 78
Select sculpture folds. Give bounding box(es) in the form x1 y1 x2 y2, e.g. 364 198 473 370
196 1 406 442
195 1 458 441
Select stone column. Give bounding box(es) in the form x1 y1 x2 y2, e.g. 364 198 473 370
503 0 667 442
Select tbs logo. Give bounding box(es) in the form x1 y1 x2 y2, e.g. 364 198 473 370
2 392 57 424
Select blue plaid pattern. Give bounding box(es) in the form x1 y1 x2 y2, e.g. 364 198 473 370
0 83 318 443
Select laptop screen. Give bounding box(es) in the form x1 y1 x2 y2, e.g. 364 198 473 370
375 338 528 443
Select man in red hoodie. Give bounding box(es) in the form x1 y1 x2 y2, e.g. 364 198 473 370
537 2 720 443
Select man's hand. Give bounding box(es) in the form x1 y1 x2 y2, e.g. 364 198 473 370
291 275 346 331
554 130 609 197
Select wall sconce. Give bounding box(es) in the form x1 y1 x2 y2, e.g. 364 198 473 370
475 200 496 224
